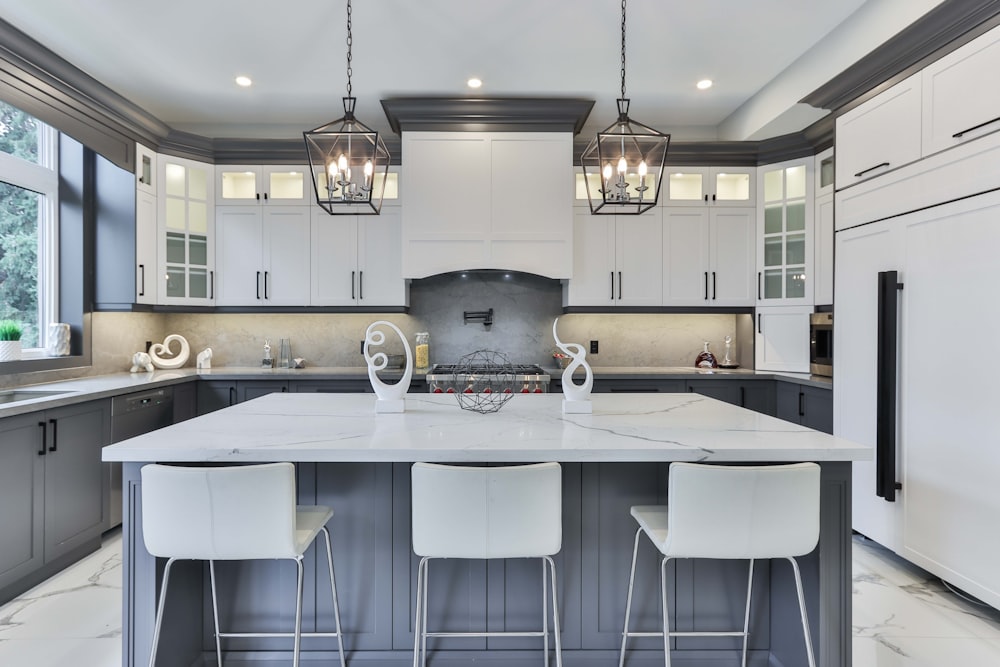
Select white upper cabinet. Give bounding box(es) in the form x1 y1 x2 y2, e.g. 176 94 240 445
158 155 215 305
402 132 573 279
216 165 311 206
565 208 662 307
136 143 156 196
135 143 157 304
835 71 922 188
311 207 405 307
215 206 311 306
921 24 1000 156
662 207 755 307
757 158 813 306
754 305 812 372
662 167 755 207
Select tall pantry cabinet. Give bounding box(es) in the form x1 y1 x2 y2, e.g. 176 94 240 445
835 21 1000 610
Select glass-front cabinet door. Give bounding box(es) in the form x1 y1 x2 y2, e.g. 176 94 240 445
758 159 813 305
664 167 754 206
160 156 215 304
216 166 310 205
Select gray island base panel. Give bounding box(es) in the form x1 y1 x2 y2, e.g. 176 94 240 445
109 393 868 667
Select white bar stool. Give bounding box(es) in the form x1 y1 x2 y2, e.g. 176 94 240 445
619 462 820 667
410 461 563 667
141 462 346 667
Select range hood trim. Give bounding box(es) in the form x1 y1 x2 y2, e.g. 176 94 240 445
381 97 594 136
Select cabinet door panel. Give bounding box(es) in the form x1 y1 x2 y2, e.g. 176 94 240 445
754 306 810 372
215 206 262 306
710 208 755 306
136 189 158 305
922 26 1000 155
616 210 662 307
262 207 311 305
43 402 109 562
566 212 615 306
311 213 359 305
662 208 710 305
358 208 405 306
0 415 44 592
835 72 922 188
237 381 288 403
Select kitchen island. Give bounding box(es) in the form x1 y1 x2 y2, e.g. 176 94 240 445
104 392 868 667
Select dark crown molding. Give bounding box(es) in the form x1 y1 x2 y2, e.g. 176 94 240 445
381 97 595 135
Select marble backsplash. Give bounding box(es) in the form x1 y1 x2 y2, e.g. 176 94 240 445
2 273 755 385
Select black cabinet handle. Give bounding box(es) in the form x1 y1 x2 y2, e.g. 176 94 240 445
610 272 614 300
359 271 364 300
798 391 805 417
618 271 622 300
757 272 762 300
229 386 237 406
48 418 57 452
952 115 1000 138
876 270 904 502
256 192 260 200
210 271 215 299
703 194 708 202
139 264 145 297
264 271 269 300
351 270 356 300
704 272 708 300
264 192 269 201
712 271 717 300
739 386 746 407
853 162 890 178
256 271 261 299
38 421 46 456
712 194 716 201
758 313 762 334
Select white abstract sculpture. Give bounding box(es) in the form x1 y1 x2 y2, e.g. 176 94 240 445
130 351 154 374
552 317 593 414
196 347 213 369
148 334 191 369
364 321 413 413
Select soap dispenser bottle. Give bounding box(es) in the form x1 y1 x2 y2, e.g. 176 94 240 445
694 341 718 369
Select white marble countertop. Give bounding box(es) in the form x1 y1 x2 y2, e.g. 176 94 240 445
102 392 868 464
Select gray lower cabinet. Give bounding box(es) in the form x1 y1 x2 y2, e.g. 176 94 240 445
290 379 373 393
776 383 833 434
0 400 110 602
591 379 686 393
686 379 776 416
197 380 288 415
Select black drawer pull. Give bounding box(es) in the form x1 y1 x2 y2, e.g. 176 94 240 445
952 115 1000 138
38 421 46 455
853 162 890 178
48 418 57 452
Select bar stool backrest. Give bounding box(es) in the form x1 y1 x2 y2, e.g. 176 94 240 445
662 462 820 559
141 462 299 560
411 462 562 559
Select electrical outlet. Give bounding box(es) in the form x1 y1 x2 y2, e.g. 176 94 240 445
590 340 599 354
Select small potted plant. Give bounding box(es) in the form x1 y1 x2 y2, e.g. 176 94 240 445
0 320 23 362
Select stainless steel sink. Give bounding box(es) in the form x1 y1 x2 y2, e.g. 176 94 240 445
0 389 72 405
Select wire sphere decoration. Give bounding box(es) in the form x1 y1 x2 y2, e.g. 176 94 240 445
454 350 517 414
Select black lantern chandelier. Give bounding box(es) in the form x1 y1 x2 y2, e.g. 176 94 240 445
303 0 390 215
581 0 670 215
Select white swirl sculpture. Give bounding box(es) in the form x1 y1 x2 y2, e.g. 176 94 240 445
552 317 593 413
364 321 413 413
148 334 190 369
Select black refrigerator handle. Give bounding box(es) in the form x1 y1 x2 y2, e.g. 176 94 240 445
876 270 904 502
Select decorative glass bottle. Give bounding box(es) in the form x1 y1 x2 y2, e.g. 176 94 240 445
414 332 430 368
694 341 719 369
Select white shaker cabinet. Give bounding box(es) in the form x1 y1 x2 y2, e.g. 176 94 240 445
134 143 158 305
215 206 311 306
216 165 311 206
835 72 922 189
754 305 811 373
921 24 1000 156
662 207 755 307
757 158 813 306
402 132 572 278
311 207 405 307
565 208 662 307
158 155 215 305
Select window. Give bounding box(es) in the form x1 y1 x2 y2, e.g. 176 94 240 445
0 100 58 354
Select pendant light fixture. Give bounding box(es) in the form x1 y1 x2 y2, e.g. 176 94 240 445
303 0 390 215
581 0 670 215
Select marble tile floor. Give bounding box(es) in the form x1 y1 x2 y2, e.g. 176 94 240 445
2 531 999 666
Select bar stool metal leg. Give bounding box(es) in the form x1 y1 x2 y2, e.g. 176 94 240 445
660 556 672 667
741 559 755 667
208 560 223 667
319 526 347 667
544 555 563 667
148 557 176 667
543 558 550 667
619 526 643 667
788 557 817 667
293 558 304 667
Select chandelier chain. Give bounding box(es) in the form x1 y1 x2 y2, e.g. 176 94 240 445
620 0 627 99
346 0 353 98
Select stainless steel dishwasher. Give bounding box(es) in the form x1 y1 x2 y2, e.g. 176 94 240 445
107 387 173 530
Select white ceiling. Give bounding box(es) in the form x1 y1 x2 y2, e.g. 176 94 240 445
0 0 946 142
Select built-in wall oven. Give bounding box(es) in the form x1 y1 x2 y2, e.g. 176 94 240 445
810 312 833 377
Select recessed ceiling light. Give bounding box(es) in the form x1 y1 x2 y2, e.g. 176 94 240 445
235 75 253 87
696 79 713 90
467 77 483 89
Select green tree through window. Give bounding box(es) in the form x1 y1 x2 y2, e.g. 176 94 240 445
0 101 42 348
